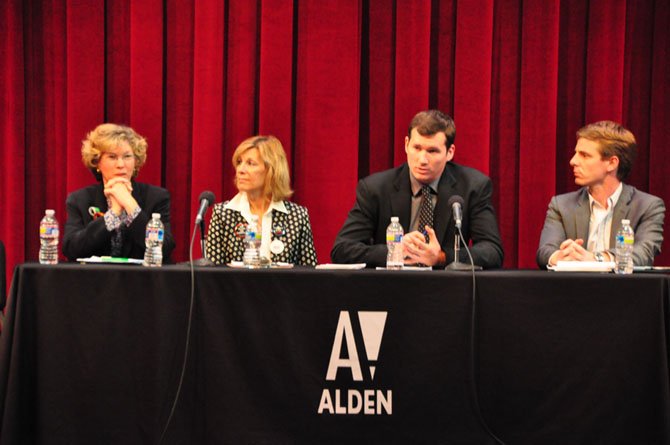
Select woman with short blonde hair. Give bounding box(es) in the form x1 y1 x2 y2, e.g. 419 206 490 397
63 123 175 261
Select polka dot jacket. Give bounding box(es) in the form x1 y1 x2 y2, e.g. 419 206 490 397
205 200 318 266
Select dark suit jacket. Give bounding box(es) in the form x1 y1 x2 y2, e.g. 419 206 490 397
331 162 504 268
536 184 665 267
63 182 176 262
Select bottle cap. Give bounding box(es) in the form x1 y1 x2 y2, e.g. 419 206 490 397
622 219 630 225
152 213 161 219
391 216 399 222
45 209 55 216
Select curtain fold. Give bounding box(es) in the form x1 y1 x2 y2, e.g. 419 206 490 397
1 0 669 280
518 1 560 267
0 0 25 283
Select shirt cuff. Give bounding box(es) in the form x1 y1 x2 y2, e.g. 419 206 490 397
104 209 122 231
124 206 142 226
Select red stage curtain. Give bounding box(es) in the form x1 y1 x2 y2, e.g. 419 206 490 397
1 0 669 284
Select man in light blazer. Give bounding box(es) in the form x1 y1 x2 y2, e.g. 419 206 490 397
537 120 665 268
331 110 503 269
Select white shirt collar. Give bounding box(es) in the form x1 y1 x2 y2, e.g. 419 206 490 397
224 192 288 216
588 182 623 211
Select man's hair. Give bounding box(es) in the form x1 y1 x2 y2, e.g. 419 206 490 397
407 110 456 147
576 120 637 181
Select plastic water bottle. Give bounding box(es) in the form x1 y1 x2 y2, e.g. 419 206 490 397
143 213 164 267
39 209 59 264
386 216 404 270
615 219 634 274
243 215 262 268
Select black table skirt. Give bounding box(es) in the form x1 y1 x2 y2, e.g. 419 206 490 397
1 264 669 444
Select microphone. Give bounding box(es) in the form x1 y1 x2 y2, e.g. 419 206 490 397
194 191 216 225
445 195 481 271
448 195 464 229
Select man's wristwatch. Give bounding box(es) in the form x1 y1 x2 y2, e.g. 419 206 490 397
594 251 604 262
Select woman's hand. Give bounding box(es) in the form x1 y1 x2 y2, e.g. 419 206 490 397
104 178 138 215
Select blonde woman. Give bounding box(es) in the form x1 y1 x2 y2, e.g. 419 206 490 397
206 135 317 266
63 123 175 261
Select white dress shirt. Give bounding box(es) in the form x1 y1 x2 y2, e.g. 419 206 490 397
587 182 623 252
224 192 288 260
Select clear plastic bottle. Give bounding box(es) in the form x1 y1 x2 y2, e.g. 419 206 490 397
386 216 404 270
39 209 59 264
243 215 262 268
143 213 164 267
615 219 634 274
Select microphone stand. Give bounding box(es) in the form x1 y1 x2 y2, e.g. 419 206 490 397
446 234 482 271
193 218 215 266
191 220 215 266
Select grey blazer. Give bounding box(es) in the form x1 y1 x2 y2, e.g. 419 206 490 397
536 184 665 267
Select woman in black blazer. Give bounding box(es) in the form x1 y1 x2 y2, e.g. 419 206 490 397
63 124 175 261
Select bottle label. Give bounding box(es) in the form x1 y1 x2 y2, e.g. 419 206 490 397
386 233 402 242
40 226 59 237
146 228 164 242
616 235 634 246
248 231 261 240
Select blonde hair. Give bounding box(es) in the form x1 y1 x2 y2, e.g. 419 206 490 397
576 120 637 181
81 123 148 180
232 135 293 201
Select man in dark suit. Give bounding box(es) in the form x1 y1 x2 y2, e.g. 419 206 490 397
331 110 504 269
537 120 665 268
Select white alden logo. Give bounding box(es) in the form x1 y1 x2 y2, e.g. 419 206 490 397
317 311 392 415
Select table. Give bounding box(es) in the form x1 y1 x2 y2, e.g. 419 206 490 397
1 264 669 444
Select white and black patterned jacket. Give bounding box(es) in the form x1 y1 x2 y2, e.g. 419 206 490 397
205 200 317 266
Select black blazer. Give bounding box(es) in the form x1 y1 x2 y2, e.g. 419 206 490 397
331 162 504 268
63 182 176 261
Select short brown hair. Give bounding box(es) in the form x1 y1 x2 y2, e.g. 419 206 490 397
81 123 148 180
232 135 293 201
576 121 637 181
407 110 456 147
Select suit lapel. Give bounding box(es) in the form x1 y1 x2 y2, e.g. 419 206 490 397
270 208 291 262
93 184 108 213
574 188 590 243
434 164 457 246
391 165 412 232
609 184 632 248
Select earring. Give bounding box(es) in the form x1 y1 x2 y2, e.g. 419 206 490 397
96 168 100 173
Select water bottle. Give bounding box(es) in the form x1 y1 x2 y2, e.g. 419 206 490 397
386 216 404 270
615 219 634 274
243 215 262 268
39 209 59 264
143 213 164 267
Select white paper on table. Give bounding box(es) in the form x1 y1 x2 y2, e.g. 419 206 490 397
315 263 367 270
548 261 615 272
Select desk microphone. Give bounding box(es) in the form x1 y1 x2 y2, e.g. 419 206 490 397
195 191 216 225
448 195 464 229
193 191 216 266
445 195 481 271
